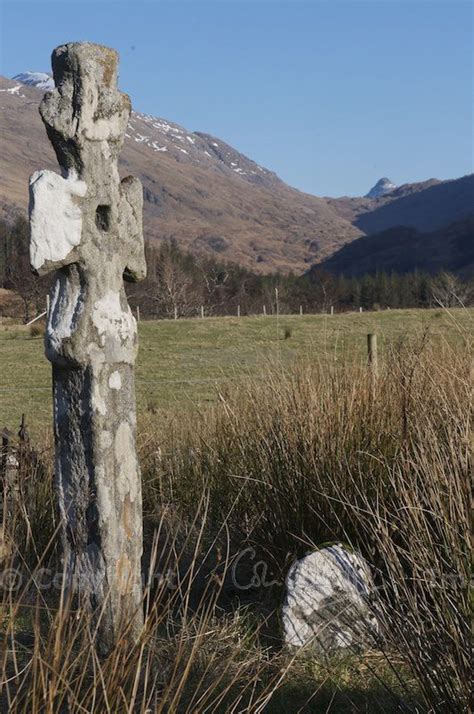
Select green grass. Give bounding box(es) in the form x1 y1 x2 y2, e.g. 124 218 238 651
0 307 472 437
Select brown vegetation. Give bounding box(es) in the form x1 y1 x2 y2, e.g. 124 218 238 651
1 330 470 711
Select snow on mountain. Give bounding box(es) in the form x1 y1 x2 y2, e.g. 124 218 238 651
12 71 54 91
124 110 281 188
0 84 25 97
365 177 397 199
9 71 279 189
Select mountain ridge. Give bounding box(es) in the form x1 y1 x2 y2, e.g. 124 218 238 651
12 71 54 90
315 216 474 279
0 75 362 272
1 73 472 275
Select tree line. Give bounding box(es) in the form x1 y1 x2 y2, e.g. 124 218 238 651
1 215 472 323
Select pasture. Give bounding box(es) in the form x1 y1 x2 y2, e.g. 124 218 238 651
0 307 472 436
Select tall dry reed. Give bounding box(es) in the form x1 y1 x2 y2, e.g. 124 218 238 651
1 331 471 711
148 334 471 711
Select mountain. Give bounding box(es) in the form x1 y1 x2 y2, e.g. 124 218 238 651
314 217 474 278
365 177 396 198
0 75 360 273
1 72 472 275
326 175 473 234
12 71 54 91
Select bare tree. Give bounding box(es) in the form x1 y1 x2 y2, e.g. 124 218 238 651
3 216 45 323
198 259 230 315
431 272 469 308
146 240 203 318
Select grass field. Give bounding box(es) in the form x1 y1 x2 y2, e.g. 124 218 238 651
0 307 472 437
1 306 471 711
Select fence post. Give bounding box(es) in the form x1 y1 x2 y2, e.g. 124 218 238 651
201 305 205 319
25 311 47 327
237 305 240 318
299 305 303 316
17 414 31 491
174 306 178 320
330 305 334 316
18 414 29 444
367 333 378 374
1 427 11 482
1 426 18 500
263 305 266 316
359 306 363 313
136 306 140 322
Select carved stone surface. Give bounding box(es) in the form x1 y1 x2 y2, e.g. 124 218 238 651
29 42 146 650
282 544 378 656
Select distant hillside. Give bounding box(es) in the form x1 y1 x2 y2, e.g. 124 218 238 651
327 175 473 234
1 73 472 275
0 75 360 274
315 217 474 278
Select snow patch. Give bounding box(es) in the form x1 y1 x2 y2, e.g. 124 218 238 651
365 177 397 199
0 85 25 97
13 71 54 90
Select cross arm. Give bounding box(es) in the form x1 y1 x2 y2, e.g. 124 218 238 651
29 169 87 276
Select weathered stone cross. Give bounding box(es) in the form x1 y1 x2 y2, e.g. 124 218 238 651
29 42 146 650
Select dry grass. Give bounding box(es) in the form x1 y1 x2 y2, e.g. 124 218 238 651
0 326 471 712
146 332 471 711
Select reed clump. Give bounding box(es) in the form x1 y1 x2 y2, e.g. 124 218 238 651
1 334 470 712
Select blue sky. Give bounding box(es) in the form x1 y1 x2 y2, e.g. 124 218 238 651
0 0 472 196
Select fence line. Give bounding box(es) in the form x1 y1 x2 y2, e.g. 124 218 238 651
25 311 47 326
0 374 268 393
0 346 380 394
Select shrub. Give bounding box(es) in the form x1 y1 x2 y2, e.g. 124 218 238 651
29 320 45 337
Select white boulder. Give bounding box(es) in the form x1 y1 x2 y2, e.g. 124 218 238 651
282 543 378 656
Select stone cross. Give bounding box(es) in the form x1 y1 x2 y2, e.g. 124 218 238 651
28 42 146 650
